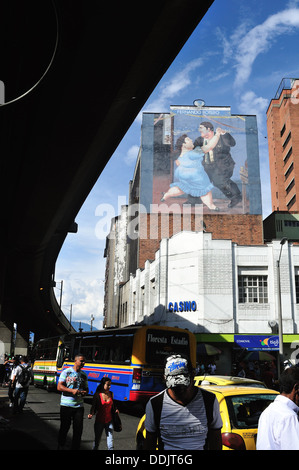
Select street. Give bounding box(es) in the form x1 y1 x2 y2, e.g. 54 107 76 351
0 385 144 450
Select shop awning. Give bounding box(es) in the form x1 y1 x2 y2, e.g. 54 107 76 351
197 343 222 356
244 351 276 362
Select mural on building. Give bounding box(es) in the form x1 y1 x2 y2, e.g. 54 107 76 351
140 105 261 215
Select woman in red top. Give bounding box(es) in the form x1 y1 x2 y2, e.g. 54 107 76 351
88 377 119 450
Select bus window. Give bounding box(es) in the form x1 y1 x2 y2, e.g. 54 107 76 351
111 334 133 363
72 337 82 360
79 336 97 362
94 335 113 362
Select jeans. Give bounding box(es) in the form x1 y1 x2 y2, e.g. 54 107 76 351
93 421 113 450
14 386 29 413
58 405 84 449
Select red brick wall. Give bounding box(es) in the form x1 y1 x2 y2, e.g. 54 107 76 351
138 213 263 269
267 88 299 212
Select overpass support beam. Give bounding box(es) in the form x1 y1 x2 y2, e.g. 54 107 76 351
14 324 30 356
0 320 14 356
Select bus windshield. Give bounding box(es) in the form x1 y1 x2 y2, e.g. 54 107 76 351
32 336 61 360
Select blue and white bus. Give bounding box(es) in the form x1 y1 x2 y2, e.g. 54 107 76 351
32 325 196 403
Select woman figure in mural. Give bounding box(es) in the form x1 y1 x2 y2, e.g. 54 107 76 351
160 133 221 211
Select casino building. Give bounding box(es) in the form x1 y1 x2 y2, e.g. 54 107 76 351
103 103 299 373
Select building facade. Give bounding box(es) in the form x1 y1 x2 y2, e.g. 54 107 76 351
264 211 299 242
117 231 299 374
102 103 299 373
267 78 299 213
128 104 263 273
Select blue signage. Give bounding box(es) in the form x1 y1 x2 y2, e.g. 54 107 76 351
234 335 279 351
168 301 197 313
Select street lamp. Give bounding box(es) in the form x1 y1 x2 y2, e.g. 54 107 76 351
276 237 288 376
90 314 95 331
53 280 63 311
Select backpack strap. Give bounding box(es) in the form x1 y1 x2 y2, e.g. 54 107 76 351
150 390 165 450
200 388 216 449
150 388 216 450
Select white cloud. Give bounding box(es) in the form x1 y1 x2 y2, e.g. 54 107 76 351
234 8 299 88
124 144 139 166
287 0 299 8
137 57 204 118
238 90 268 130
55 277 104 330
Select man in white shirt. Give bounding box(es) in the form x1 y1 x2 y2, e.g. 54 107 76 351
144 354 223 450
256 366 299 450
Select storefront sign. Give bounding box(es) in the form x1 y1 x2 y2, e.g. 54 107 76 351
168 301 197 312
234 335 279 351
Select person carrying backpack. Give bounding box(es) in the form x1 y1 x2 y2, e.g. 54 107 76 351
144 353 223 450
11 355 31 414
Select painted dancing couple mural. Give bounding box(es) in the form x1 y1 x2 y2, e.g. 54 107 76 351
161 121 242 212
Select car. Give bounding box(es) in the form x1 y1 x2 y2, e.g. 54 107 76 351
194 375 266 388
136 384 279 450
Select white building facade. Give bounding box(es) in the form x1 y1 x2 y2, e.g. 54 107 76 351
118 231 299 374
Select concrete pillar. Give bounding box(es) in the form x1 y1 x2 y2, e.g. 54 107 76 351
0 320 14 356
14 324 30 356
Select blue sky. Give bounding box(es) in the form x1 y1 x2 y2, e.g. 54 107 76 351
55 0 299 329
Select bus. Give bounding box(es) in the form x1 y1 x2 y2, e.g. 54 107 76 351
32 325 196 403
32 336 66 390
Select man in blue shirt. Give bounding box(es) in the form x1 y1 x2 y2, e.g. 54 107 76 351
57 354 88 450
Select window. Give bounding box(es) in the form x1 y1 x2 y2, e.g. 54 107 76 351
282 131 291 150
287 195 296 210
238 274 268 304
77 333 133 363
276 219 283 232
283 146 292 165
284 219 299 227
286 178 295 195
226 394 278 429
280 124 286 137
285 162 294 180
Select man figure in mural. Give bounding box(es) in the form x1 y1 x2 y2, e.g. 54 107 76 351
160 134 219 211
194 122 242 208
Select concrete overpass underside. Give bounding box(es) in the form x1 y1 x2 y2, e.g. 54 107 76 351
0 0 214 352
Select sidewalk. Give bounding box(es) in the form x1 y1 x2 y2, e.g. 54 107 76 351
0 386 58 450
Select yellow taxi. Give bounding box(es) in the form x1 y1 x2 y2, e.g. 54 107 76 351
136 382 278 450
194 375 266 388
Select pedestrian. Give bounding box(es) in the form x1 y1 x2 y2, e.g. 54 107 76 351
144 354 223 450
3 355 12 385
262 363 274 389
11 355 31 414
237 361 246 378
256 366 299 450
88 377 119 450
8 356 19 407
254 361 261 380
0 354 5 385
57 354 88 450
